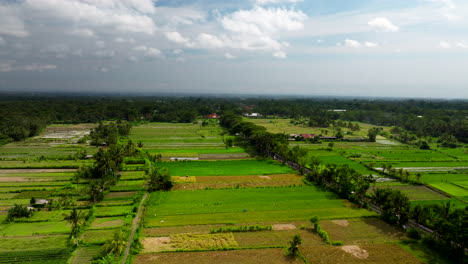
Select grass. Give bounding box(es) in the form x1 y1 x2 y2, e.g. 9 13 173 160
0 235 68 251
429 182 468 197
154 160 294 176
410 199 467 209
81 229 116 245
144 186 376 227
69 246 102 264
0 248 74 264
89 216 125 229
93 206 133 217
0 221 69 236
370 185 450 201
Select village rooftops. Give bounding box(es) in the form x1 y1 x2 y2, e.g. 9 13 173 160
207 113 219 119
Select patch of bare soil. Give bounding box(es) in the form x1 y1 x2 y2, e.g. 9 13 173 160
341 245 369 259
331 219 349 227
105 191 135 198
258 176 272 180
0 169 76 174
142 237 175 252
0 177 52 182
272 224 296 231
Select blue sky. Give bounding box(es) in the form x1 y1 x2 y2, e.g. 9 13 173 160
0 0 467 98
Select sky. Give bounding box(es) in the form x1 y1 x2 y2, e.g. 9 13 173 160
0 0 467 98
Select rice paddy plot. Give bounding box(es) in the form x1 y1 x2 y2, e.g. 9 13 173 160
410 199 467 209
144 186 376 227
155 160 294 176
419 172 468 184
300 244 422 264
320 217 405 244
69 246 102 264
370 185 450 201
0 235 68 251
89 216 125 229
429 182 468 197
134 248 303 264
172 174 304 190
0 221 70 236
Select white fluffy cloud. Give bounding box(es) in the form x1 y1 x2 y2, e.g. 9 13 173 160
197 33 225 49
273 50 287 58
133 45 161 58
25 0 156 35
165 32 193 47
0 62 57 72
194 6 307 57
221 7 307 36
455 42 468 48
439 41 451 48
256 0 303 5
439 41 468 48
225 52 236 59
364 41 378 48
344 39 378 48
345 39 361 48
368 17 399 32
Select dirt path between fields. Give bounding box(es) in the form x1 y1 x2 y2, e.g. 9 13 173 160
120 191 148 264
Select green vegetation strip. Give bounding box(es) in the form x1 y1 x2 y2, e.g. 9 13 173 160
154 160 294 176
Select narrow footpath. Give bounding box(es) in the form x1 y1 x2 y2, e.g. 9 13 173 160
120 192 148 264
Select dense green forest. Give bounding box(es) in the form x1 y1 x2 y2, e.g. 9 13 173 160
1 95 467 144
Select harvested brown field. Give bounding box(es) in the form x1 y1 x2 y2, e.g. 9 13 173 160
198 153 251 160
172 176 196 183
320 218 405 244
142 237 174 252
0 177 53 182
134 248 304 264
341 245 368 259
331 219 349 227
172 174 303 190
0 169 76 174
234 229 323 248
272 224 296 231
172 180 303 190
90 218 124 229
195 174 300 182
143 233 238 252
300 244 422 264
144 221 311 237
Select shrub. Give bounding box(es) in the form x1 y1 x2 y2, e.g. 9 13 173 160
407 228 421 240
7 204 33 222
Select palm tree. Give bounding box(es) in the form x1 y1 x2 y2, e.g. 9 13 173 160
286 234 302 257
63 207 85 241
103 230 127 256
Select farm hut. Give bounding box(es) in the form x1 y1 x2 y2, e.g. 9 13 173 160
32 199 49 208
244 113 262 117
320 136 337 140
207 113 219 119
300 134 316 139
289 134 299 141
85 154 94 159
